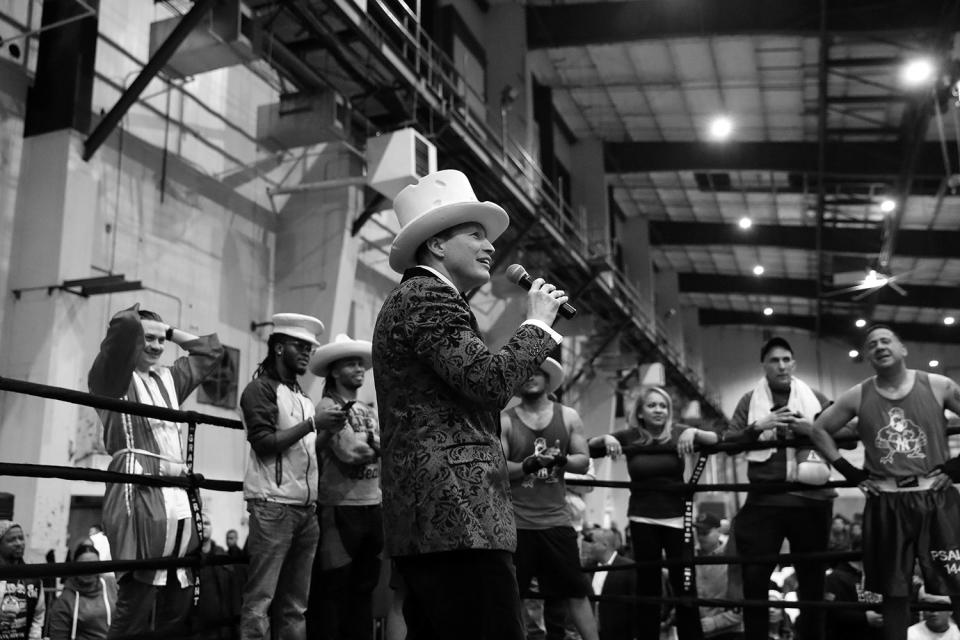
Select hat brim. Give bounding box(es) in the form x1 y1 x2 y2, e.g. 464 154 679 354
310 341 373 377
272 327 322 347
540 358 565 393
389 201 509 273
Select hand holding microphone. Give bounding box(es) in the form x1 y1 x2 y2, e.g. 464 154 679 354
506 264 577 323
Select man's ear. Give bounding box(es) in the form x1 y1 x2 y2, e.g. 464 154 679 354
424 235 445 259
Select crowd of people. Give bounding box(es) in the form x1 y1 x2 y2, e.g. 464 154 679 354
2 170 960 640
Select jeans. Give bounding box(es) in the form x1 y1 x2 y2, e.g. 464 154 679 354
240 500 320 640
732 501 831 640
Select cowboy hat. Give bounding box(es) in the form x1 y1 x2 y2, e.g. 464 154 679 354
389 169 509 273
310 333 372 376
270 313 324 347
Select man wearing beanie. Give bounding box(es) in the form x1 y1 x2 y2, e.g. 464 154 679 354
0 521 45 640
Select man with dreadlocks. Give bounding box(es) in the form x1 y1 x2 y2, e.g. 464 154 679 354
239 313 348 640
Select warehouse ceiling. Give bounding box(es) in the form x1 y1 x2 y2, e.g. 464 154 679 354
526 0 960 345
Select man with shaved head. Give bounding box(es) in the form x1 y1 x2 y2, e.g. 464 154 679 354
798 325 960 640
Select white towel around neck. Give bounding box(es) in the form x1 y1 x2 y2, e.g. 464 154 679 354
745 376 821 464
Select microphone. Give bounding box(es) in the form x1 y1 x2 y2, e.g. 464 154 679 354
505 264 577 320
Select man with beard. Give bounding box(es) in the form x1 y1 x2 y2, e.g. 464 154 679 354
307 334 381 640
239 314 348 640
501 358 598 640
797 325 960 640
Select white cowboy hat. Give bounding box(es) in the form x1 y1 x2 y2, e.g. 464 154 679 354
539 357 565 393
270 313 324 347
389 169 510 273
310 333 373 376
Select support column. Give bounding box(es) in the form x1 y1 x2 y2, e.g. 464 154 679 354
569 138 607 258
681 305 704 381
620 216 654 312
272 144 364 397
0 130 99 557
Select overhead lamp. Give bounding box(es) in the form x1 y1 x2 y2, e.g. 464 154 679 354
879 198 897 213
762 307 773 316
855 318 867 328
738 216 753 230
930 359 940 368
752 265 764 276
945 316 956 326
849 349 859 359
901 57 935 86
708 115 734 141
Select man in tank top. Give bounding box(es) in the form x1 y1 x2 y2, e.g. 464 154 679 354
501 358 599 640
797 324 960 640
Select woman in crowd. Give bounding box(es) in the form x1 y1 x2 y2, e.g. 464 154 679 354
588 386 718 640
46 543 116 640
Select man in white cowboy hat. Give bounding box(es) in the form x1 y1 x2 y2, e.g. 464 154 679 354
372 169 570 639
501 357 599 640
88 304 223 639
305 333 382 640
239 314 349 640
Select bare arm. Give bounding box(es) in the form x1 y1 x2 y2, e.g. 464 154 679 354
929 374 960 486
561 406 590 474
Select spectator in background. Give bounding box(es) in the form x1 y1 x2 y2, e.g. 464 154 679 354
581 528 637 640
47 543 117 640
193 514 241 640
908 588 960 640
694 513 742 640
225 529 244 560
87 526 111 563
828 515 851 553
824 536 883 640
0 521 45 640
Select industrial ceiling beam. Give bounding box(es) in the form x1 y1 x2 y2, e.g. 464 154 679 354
604 141 958 175
83 0 217 161
649 221 960 259
677 273 955 309
697 309 960 344
527 0 947 49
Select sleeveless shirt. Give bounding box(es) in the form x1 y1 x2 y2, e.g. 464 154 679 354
857 371 949 477
506 403 571 529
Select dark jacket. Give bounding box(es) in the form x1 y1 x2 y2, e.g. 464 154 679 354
594 554 638 640
824 562 883 640
372 268 555 556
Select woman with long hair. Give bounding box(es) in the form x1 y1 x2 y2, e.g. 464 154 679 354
588 386 718 640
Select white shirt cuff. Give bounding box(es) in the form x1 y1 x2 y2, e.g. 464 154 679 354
522 319 563 344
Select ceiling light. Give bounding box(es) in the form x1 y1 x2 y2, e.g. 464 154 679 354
849 350 859 359
930 359 940 368
708 115 733 140
762 307 773 316
738 217 753 230
855 318 867 328
753 265 765 276
945 316 956 326
879 198 896 213
901 57 935 86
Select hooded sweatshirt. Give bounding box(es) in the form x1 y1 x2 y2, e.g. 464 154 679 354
46 576 117 640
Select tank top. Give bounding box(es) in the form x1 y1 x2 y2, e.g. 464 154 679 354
506 403 571 529
857 371 949 477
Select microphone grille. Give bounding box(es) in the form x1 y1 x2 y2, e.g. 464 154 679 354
505 264 527 284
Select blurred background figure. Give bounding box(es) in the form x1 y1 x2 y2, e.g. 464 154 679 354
694 513 742 640
225 529 245 560
824 536 883 640
193 514 242 640
581 528 637 640
0 520 45 640
908 588 959 640
46 543 117 640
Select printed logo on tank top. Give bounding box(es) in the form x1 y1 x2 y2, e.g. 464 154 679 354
875 406 928 465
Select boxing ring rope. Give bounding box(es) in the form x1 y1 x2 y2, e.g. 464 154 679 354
0 375 952 625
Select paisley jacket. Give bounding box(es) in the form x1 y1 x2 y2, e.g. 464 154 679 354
372 268 556 556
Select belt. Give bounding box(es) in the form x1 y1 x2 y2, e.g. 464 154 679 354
873 475 937 492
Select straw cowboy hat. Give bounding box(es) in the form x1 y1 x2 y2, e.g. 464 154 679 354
270 313 324 347
539 357 565 394
310 333 373 377
389 169 510 273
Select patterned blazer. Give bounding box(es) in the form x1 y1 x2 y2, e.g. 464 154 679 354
373 267 556 556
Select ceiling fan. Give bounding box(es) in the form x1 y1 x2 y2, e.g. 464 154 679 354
825 268 910 301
